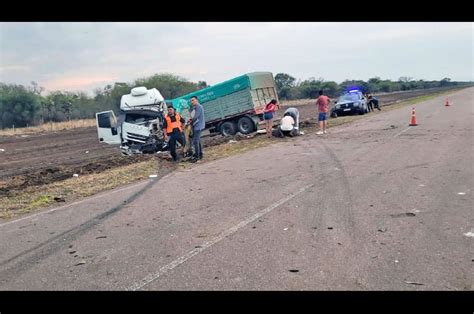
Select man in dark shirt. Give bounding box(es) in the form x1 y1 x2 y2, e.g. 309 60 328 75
162 106 186 162
368 95 381 111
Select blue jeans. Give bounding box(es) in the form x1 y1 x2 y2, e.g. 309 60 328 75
192 129 203 158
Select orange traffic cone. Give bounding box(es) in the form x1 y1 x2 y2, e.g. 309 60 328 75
409 108 417 126
445 98 450 106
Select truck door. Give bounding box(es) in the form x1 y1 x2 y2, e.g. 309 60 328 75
96 110 121 144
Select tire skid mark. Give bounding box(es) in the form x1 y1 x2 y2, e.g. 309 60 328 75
0 169 173 286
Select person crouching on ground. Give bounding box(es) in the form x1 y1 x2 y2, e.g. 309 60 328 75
263 99 279 138
315 90 330 135
162 106 186 162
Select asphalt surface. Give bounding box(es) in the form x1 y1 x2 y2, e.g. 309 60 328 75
0 88 472 290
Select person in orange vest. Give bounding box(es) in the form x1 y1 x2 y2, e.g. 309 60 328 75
162 106 186 162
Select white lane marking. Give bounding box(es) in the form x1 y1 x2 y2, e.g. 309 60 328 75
126 183 315 291
0 181 148 228
393 127 412 138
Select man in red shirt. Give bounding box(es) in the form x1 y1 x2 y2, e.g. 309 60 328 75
315 90 331 135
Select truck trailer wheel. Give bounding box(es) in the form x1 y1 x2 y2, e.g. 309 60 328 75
237 116 255 134
220 121 237 137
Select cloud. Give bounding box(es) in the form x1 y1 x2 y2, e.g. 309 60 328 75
0 65 31 72
42 73 119 92
1 22 472 94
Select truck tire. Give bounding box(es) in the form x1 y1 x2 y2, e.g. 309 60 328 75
220 121 237 137
237 116 255 134
331 111 338 118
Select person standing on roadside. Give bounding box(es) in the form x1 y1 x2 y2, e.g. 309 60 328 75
316 90 331 135
189 96 205 162
162 106 186 162
263 99 279 138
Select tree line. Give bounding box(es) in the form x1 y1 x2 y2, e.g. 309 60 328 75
0 74 207 129
0 72 471 129
274 73 471 100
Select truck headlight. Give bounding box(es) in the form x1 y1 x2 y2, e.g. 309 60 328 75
336 104 340 109
353 102 360 107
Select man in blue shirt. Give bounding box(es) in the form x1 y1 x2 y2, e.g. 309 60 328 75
189 96 205 162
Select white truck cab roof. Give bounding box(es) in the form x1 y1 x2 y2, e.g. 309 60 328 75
120 87 165 111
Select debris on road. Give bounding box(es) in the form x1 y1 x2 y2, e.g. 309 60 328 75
256 130 267 134
457 192 466 195
69 250 77 254
288 269 299 273
377 228 387 232
328 227 333 230
85 151 89 154
404 281 424 286
390 212 416 218
463 231 474 238
228 140 238 144
75 260 86 266
0 148 5 152
96 236 107 239
149 174 158 178
72 173 79 177
394 260 399 263
53 197 66 202
283 228 288 231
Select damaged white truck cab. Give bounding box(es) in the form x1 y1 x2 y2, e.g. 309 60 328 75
96 86 169 155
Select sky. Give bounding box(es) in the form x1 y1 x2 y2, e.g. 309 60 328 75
0 22 473 95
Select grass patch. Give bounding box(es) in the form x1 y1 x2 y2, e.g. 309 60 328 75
0 158 161 219
0 119 96 136
30 195 52 207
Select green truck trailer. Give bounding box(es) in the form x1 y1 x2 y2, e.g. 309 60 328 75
169 72 279 136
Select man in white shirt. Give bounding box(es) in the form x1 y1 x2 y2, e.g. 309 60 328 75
279 107 300 137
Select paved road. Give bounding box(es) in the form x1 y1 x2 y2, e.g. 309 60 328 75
0 88 472 290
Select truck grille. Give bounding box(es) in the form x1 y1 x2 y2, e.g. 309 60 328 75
125 132 148 143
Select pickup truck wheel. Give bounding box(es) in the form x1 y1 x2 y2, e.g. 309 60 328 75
237 116 255 134
330 111 338 118
220 121 237 136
